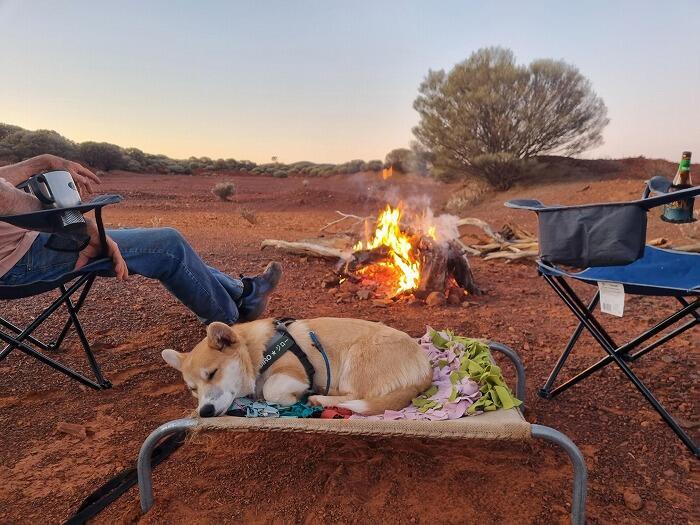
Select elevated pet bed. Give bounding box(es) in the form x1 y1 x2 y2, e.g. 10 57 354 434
137 342 587 524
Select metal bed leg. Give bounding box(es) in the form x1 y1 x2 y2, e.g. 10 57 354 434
138 418 198 513
488 342 526 407
532 424 587 525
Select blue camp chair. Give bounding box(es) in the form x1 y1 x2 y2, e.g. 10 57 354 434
0 194 122 389
507 177 699 456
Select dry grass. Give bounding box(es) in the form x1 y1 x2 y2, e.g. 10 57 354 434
211 181 237 201
240 207 258 224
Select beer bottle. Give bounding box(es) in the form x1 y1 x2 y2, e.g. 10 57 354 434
662 151 695 223
672 151 692 187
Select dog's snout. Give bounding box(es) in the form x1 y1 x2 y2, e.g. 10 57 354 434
199 404 216 418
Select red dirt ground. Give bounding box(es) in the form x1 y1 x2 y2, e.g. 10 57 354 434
0 159 697 524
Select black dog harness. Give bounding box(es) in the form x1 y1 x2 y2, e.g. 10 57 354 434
260 318 331 396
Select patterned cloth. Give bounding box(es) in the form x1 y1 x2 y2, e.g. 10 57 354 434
226 396 322 418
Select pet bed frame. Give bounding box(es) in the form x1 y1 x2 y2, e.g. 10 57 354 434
137 343 587 524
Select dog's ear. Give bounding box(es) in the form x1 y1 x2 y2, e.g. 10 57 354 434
161 349 184 371
207 322 236 351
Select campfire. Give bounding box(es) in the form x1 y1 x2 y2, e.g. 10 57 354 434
261 203 480 306
348 204 478 303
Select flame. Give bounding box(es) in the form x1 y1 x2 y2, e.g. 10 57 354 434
353 205 421 295
382 166 393 180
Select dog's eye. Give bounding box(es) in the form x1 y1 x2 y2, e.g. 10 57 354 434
207 369 218 381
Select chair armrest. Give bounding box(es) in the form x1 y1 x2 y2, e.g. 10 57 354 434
504 199 548 211
0 194 122 232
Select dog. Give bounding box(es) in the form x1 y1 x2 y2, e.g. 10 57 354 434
162 317 432 417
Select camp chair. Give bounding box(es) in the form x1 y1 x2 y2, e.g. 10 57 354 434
506 177 699 457
0 194 122 390
136 343 588 525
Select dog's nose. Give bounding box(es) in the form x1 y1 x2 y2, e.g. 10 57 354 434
199 404 216 418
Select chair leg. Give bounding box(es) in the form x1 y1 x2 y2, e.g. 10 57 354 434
0 330 105 389
0 274 110 389
59 281 111 388
541 275 699 456
539 291 600 399
49 276 95 350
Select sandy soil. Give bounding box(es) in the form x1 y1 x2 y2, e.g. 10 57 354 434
0 159 697 524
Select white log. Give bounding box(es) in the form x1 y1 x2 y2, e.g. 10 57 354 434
261 239 350 260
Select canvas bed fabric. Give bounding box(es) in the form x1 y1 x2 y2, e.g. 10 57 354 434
196 407 531 440
506 184 700 268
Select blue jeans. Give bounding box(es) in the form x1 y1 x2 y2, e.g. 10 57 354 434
0 228 243 324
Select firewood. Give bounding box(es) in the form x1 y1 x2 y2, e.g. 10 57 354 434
261 239 349 260
456 218 506 243
483 250 539 261
320 211 371 232
672 242 700 253
446 240 481 295
415 236 448 298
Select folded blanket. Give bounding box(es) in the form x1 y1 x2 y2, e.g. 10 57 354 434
226 328 521 420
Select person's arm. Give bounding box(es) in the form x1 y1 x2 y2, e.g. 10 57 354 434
74 217 129 281
0 178 42 215
0 154 101 196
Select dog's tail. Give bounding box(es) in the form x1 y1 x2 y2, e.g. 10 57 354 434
338 385 427 415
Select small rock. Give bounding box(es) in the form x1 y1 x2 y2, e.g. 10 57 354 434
321 275 341 288
425 291 446 307
661 354 675 364
357 289 372 300
372 299 390 308
57 422 87 439
623 489 643 511
447 288 464 306
662 469 674 478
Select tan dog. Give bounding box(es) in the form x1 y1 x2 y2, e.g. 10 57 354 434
162 317 432 417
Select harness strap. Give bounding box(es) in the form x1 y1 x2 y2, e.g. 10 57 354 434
260 318 331 396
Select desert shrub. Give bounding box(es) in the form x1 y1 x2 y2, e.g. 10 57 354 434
240 207 258 224
413 47 608 189
367 159 383 171
0 128 79 161
445 181 492 214
272 170 288 178
78 141 127 171
211 181 237 201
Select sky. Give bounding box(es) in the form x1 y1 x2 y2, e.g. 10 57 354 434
1 0 698 164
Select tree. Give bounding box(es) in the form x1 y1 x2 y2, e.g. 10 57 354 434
413 47 608 189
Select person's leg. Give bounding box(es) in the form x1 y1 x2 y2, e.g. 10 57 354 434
103 228 242 324
206 265 244 300
1 228 280 325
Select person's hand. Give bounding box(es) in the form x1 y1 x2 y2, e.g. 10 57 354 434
40 154 101 198
74 217 128 281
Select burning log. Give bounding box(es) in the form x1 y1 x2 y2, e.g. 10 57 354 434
415 237 481 298
415 236 448 298
447 240 481 295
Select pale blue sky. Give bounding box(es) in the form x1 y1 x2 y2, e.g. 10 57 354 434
1 0 698 163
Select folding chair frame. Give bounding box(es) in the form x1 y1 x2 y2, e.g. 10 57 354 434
538 272 699 456
0 195 122 390
0 271 111 390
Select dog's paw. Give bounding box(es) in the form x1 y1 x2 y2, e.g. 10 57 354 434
307 395 325 407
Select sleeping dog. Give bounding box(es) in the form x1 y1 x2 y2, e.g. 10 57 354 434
162 317 432 417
